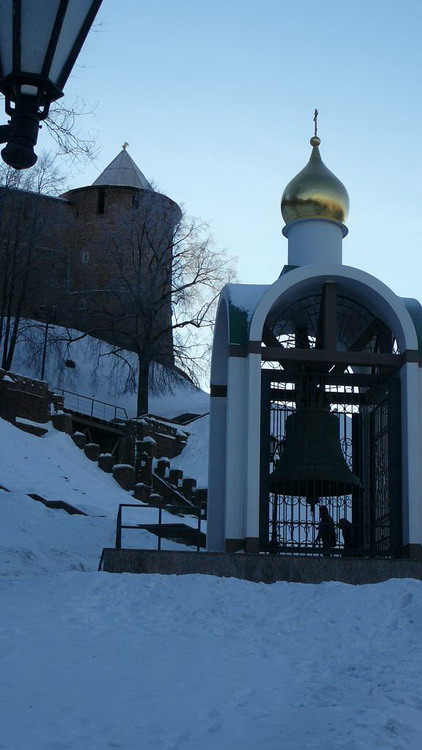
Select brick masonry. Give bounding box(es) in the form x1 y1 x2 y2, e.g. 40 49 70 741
0 180 181 364
0 370 62 423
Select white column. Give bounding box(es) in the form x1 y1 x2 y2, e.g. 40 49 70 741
400 363 422 546
244 352 262 545
224 356 248 544
207 394 227 552
283 218 347 266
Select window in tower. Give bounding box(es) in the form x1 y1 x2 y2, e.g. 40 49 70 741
97 187 105 214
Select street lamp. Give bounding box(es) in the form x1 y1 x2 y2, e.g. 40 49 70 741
0 0 102 170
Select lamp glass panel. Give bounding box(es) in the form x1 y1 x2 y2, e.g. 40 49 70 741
21 83 38 94
21 0 61 77
0 0 13 77
49 0 94 86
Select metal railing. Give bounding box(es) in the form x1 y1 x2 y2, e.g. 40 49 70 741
115 503 205 552
152 472 195 509
54 387 128 421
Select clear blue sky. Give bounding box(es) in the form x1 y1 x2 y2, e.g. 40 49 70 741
39 0 422 300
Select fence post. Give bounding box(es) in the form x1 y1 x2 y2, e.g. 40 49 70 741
158 506 162 551
197 509 201 552
115 505 122 549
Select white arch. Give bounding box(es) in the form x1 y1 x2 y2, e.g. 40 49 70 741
208 264 422 555
249 264 419 353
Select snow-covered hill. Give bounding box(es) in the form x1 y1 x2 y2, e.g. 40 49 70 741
7 322 211 485
0 412 204 571
1 388 422 747
10 323 210 419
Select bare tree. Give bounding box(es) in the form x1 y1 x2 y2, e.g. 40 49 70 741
45 97 99 167
0 154 69 371
71 197 236 415
0 151 67 195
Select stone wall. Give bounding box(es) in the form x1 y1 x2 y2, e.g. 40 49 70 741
135 415 189 458
0 370 62 423
99 548 422 585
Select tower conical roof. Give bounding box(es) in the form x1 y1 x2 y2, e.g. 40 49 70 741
92 148 152 190
281 136 349 225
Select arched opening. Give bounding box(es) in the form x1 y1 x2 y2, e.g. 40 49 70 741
259 281 402 557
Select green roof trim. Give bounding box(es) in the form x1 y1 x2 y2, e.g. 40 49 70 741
279 264 299 276
228 304 250 345
224 284 269 345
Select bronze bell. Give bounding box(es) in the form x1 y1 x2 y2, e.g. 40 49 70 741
269 407 361 499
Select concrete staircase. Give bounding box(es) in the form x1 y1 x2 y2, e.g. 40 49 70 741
1 373 207 538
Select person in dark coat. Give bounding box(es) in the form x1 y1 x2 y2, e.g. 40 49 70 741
316 505 336 554
338 517 355 552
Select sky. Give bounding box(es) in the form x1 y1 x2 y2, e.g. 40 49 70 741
36 0 422 300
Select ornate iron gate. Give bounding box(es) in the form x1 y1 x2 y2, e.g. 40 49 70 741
260 370 402 557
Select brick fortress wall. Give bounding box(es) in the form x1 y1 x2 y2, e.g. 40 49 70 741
0 182 182 366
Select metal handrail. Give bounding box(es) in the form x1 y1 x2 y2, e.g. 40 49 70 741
115 503 204 552
152 472 195 509
54 387 128 421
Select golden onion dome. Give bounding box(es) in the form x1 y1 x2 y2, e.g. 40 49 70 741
281 136 349 225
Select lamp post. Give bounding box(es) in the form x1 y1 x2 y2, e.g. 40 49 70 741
0 0 103 170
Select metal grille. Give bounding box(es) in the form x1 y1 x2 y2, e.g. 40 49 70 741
260 371 401 557
371 402 390 551
267 293 398 354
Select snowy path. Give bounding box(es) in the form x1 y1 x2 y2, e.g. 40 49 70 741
1 572 422 750
1 417 422 749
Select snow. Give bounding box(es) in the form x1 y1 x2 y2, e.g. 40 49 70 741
2 568 422 749
8 320 212 484
0 489 115 576
171 414 210 487
0 416 201 532
1 399 422 747
11 323 210 420
0 417 130 516
148 383 209 419
227 282 269 320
